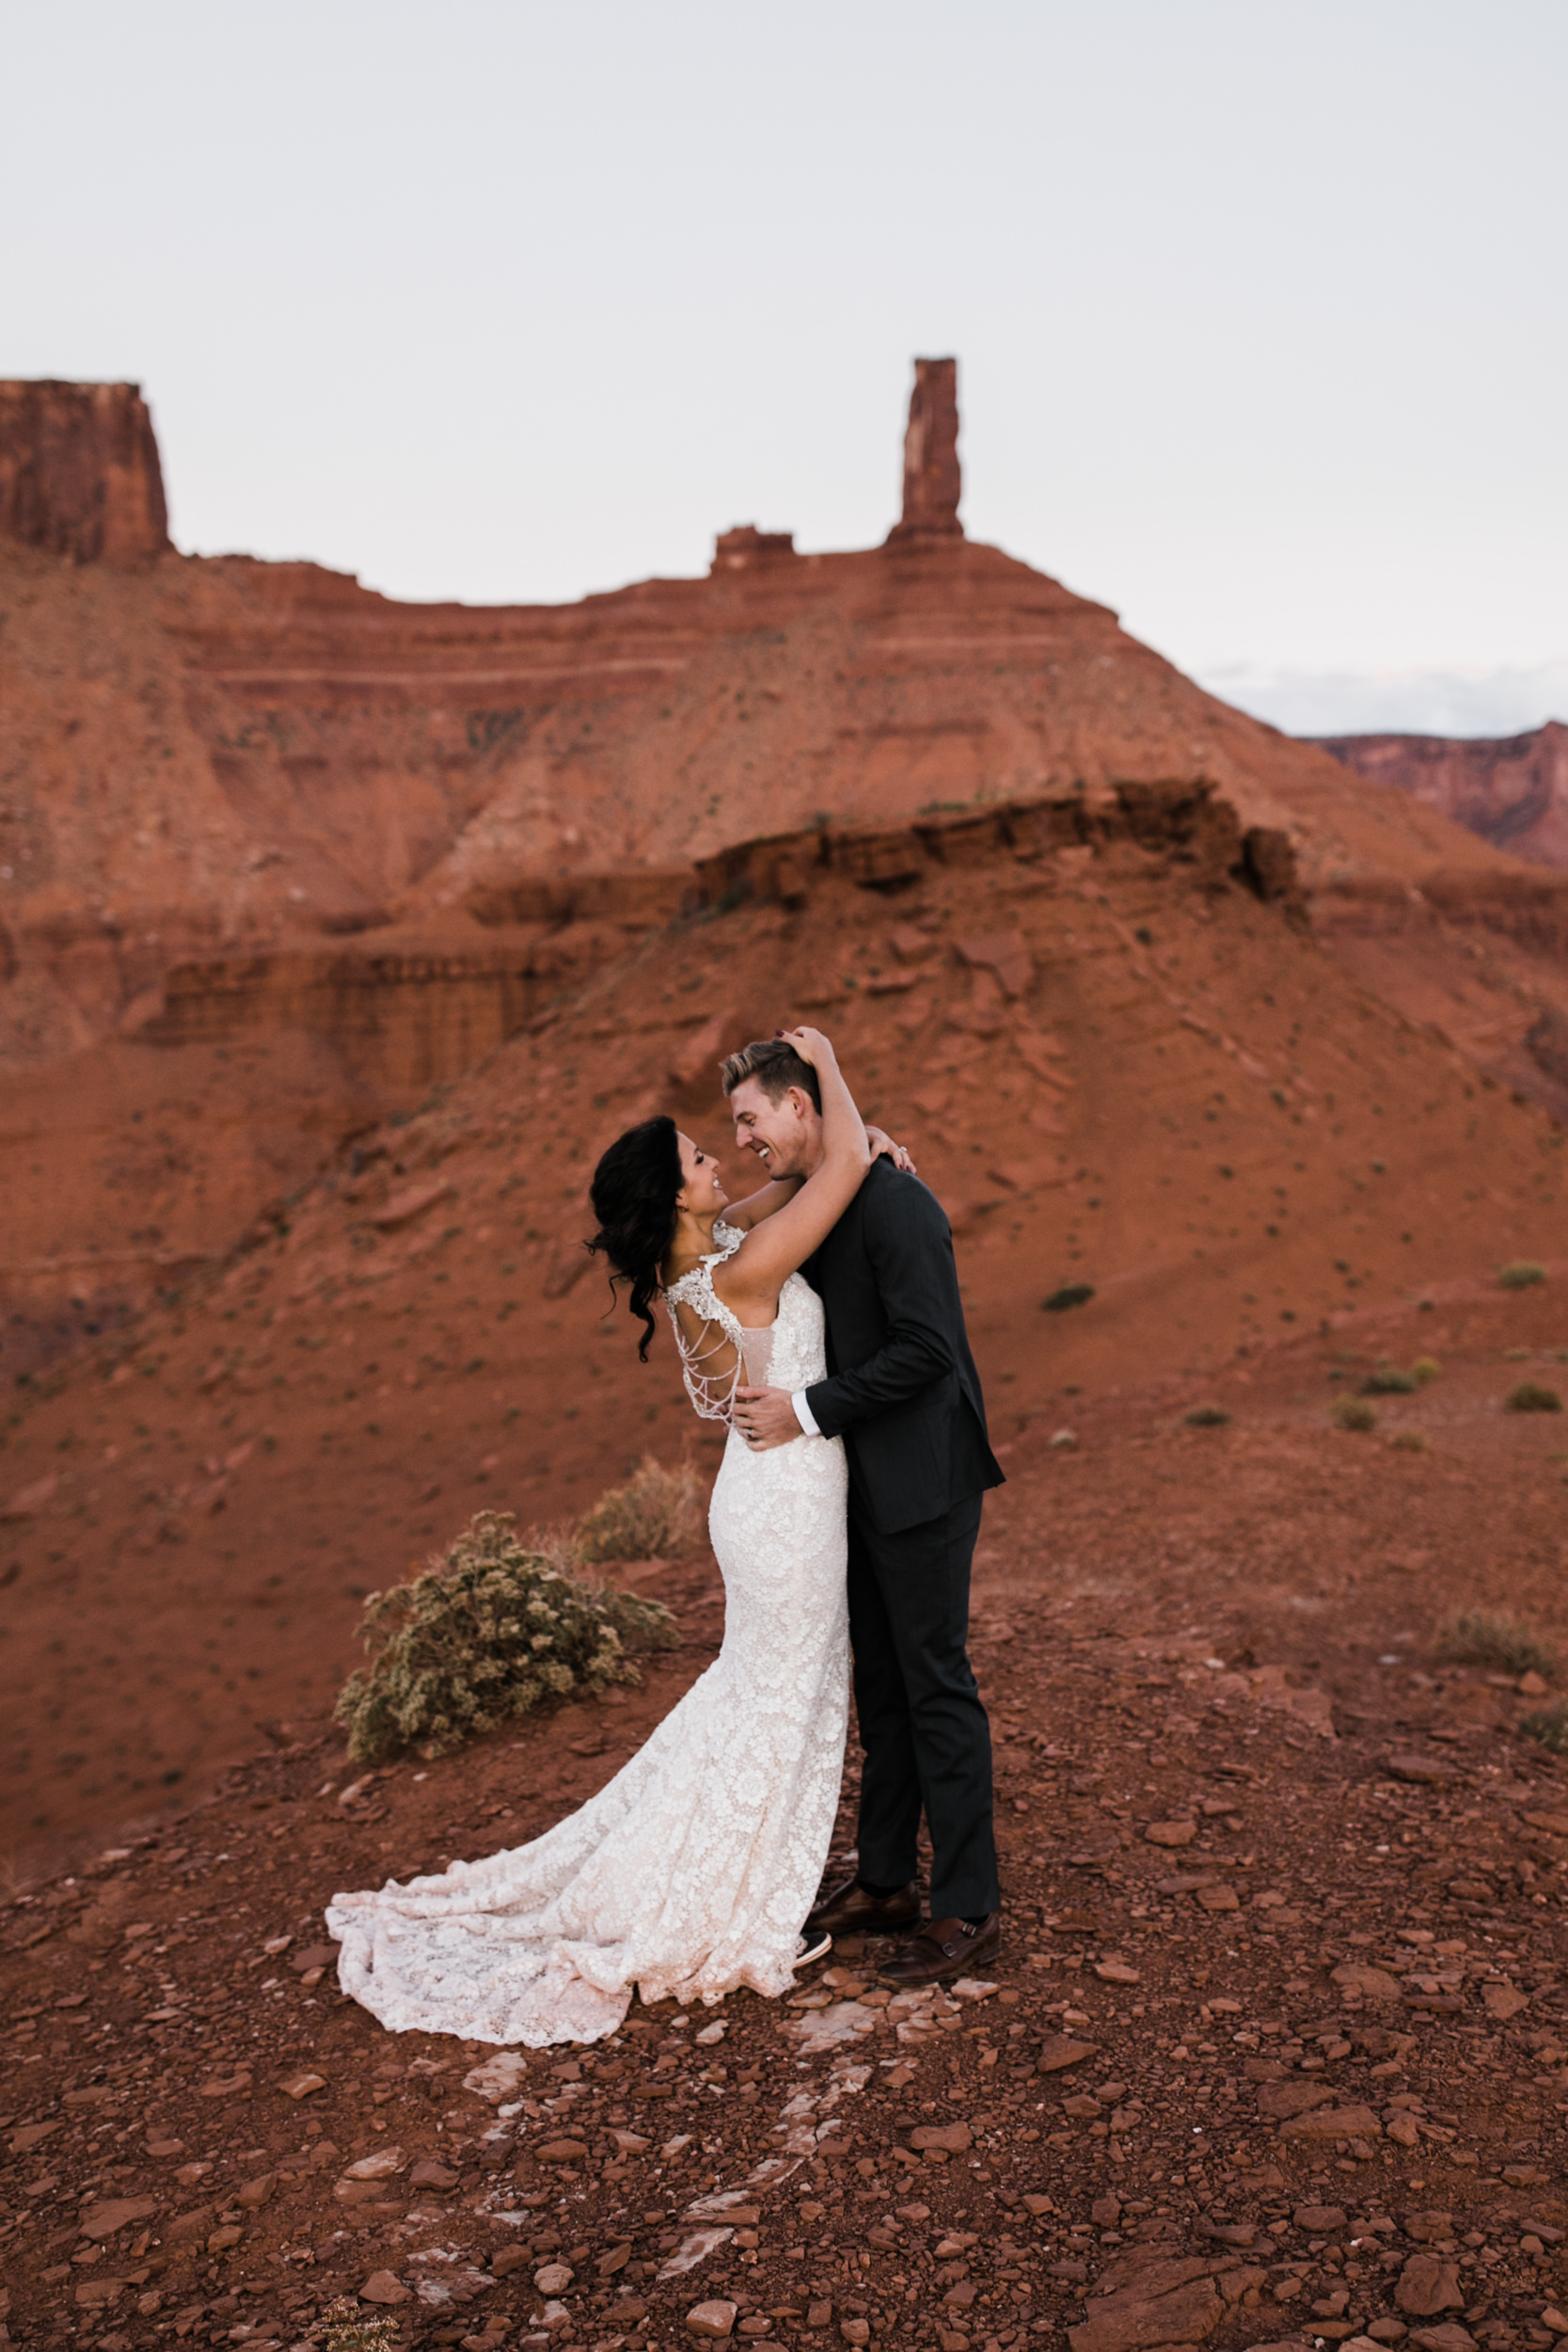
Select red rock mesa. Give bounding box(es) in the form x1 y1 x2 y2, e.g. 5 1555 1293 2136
2 360 1567 1368
0 378 170 563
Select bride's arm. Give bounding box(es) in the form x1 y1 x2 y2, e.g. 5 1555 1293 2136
722 1128 911 1234
721 1173 805 1234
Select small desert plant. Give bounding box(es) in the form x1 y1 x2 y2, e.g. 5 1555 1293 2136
1183 1406 1231 1428
1411 1357 1441 1385
1500 1262 1548 1290
1388 1428 1431 1454
1331 1394 1378 1433
1362 1364 1418 1394
1043 1282 1096 1313
319 2300 402 2352
1506 1380 1563 1414
1436 1608 1558 1680
1522 1702 1568 1756
335 1511 678 1764
572 1452 703 1565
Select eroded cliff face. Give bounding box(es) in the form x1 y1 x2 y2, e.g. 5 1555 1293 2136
0 379 170 563
3 368 1553 1073
1314 722 1568 871
4 527 1540 1052
4 371 1567 1343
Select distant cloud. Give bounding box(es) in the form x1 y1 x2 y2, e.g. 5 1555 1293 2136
1196 660 1568 741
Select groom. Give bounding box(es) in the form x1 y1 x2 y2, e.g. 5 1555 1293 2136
721 1036 1004 1986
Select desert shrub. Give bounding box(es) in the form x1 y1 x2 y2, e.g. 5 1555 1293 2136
1506 1380 1563 1414
572 1452 703 1565
1500 1262 1547 1290
321 2302 402 2352
1411 1357 1441 1385
1183 1406 1231 1428
1331 1394 1377 1432
1522 1702 1568 1756
1362 1364 1418 1395
1436 1608 1558 1680
1043 1282 1096 1313
335 1510 678 1765
1388 1428 1430 1454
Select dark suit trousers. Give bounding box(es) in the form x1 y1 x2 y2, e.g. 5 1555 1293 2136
847 1489 1000 1920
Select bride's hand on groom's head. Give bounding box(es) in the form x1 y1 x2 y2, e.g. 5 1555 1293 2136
777 1025 833 1068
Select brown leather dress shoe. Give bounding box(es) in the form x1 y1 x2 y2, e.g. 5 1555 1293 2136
804 1876 920 1939
877 1912 1002 1989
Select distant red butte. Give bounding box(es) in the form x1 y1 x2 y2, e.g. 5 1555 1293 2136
4 364 1568 1359
3 361 1548 1066
1314 721 1568 872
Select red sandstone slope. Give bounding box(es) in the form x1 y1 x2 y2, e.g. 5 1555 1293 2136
4 375 1553 1082
6 370 1568 1359
1315 723 1568 872
2 809 1563 1879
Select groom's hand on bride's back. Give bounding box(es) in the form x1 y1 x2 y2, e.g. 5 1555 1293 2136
734 1386 804 1450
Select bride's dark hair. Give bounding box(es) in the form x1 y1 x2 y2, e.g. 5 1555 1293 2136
587 1114 685 1360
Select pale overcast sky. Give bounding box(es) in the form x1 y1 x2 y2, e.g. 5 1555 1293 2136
5 0 1565 735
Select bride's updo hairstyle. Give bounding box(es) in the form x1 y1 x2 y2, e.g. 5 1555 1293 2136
587 1114 684 1360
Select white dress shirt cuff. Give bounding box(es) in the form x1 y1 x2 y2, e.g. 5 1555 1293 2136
791 1389 821 1438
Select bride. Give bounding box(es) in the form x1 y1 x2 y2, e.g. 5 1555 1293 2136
326 1027 883 2047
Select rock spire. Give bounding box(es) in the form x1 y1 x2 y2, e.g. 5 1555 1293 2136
888 355 962 542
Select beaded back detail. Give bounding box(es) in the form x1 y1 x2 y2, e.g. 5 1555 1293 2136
663 1220 761 1425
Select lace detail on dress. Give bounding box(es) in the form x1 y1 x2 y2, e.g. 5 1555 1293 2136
325 1259 849 2049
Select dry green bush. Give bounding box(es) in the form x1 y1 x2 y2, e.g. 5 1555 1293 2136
1500 1261 1548 1290
572 1452 703 1565
1331 1394 1378 1433
1411 1357 1441 1385
1043 1282 1096 1313
1436 1608 1558 1680
1523 1702 1568 1756
335 1510 678 1765
320 2302 402 2352
1183 1406 1230 1428
1362 1364 1418 1394
1388 1428 1431 1454
1507 1380 1563 1414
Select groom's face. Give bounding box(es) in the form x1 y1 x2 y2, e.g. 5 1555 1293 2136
728 1077 816 1180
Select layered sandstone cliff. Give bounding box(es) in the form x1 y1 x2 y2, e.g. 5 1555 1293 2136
4 366 1568 1347
1314 721 1568 871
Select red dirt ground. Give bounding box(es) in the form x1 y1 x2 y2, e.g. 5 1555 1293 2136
4 776 1568 2352
4 1278 1567 2350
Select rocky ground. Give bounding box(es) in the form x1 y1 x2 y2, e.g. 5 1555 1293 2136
5 1271 1568 2352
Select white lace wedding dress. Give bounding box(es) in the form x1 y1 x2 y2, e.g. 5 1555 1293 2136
325 1225 849 2046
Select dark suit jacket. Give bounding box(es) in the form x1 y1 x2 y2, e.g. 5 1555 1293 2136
801 1158 1004 1536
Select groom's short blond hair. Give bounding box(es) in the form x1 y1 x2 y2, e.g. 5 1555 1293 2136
720 1037 822 1113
